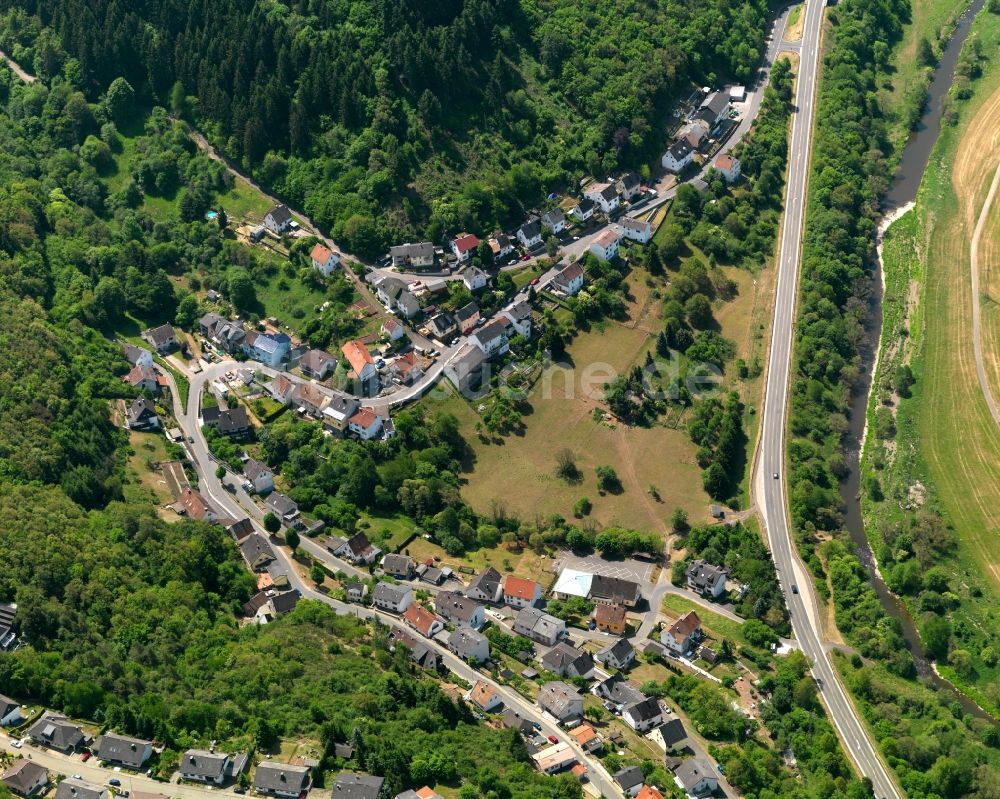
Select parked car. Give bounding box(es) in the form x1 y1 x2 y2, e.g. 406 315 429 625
73 775 82 781
11 740 21 749
109 779 122 787
547 735 558 744
520 255 531 262
530 278 540 285
81 752 91 762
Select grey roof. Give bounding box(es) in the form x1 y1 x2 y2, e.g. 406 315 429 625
686 559 727 589
28 713 85 751
55 779 105 799
701 90 730 117
668 139 693 160
590 574 641 604
618 171 641 191
625 696 662 722
239 534 276 570
538 682 581 718
514 606 563 640
388 627 438 669
2 759 47 796
575 198 594 214
519 220 541 240
266 204 293 225
381 553 414 576
435 591 482 623
269 590 301 615
427 313 455 337
598 184 618 202
145 323 175 348
594 674 646 706
180 750 229 779
505 300 531 321
0 694 18 719
94 732 151 768
540 641 593 676
389 242 434 262
345 532 377 559
449 627 488 658
300 349 336 373
373 582 411 605
127 397 157 426
659 717 687 746
332 773 383 799
123 343 151 365
475 318 509 344
613 765 644 791
454 301 480 323
542 209 566 227
597 637 634 665
468 566 501 597
244 458 273 481
447 343 486 381
621 216 649 233
501 710 534 735
253 762 310 794
205 406 249 434
266 492 298 516
674 758 718 792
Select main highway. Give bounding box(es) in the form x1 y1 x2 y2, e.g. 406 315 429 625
752 1 902 798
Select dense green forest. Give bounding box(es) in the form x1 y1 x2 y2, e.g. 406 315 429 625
0 0 769 254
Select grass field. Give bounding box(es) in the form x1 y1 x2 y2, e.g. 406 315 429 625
662 594 745 642
785 4 803 41
861 6 1000 713
359 512 416 553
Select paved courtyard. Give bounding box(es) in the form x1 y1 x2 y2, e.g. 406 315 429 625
552 551 655 585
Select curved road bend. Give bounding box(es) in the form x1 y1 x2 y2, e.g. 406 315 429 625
752 0 902 797
970 162 1000 427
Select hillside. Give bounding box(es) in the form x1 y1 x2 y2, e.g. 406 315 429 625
0 0 769 255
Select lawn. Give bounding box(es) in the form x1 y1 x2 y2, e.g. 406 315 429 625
662 594 745 643
253 266 329 329
359 512 417 553
124 430 175 506
404 536 559 588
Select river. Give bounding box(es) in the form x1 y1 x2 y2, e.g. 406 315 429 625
840 0 996 722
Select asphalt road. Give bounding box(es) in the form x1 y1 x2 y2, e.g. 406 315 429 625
752 1 902 798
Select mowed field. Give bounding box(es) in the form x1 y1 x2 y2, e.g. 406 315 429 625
915 32 1000 590
977 167 1000 402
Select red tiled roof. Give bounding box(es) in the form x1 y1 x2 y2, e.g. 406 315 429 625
404 603 441 636
503 575 540 600
349 407 379 430
453 233 480 253
341 340 373 375
311 243 335 263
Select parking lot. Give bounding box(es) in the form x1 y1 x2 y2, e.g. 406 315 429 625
552 552 655 585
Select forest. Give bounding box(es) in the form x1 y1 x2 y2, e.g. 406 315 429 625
0 0 769 255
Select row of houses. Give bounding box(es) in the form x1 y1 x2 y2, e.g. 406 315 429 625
201 314 292 368
661 88 743 186
265 369 392 440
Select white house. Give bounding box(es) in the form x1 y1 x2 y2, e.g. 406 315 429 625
488 233 514 259
451 233 480 263
243 458 274 494
462 266 488 291
0 695 21 727
622 697 664 732
538 682 583 723
552 262 585 296
375 277 420 319
589 229 621 262
466 566 503 603
502 300 532 339
448 627 491 663
341 340 378 383
513 607 565 646
620 216 652 244
674 758 719 798
570 198 595 222
517 220 543 249
263 204 293 235
310 243 340 275
242 331 290 367
660 611 702 656
390 241 436 270
179 750 230 785
694 90 731 129
686 560 728 598
616 171 642 201
541 209 567 234
123 343 154 369
584 183 620 214
652 718 690 754
404 603 446 638
469 319 510 359
467 681 503 713
381 317 405 341
662 139 694 173
372 582 413 613
503 575 541 608
713 154 742 183
348 408 385 440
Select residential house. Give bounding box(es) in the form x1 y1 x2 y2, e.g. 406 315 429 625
143 323 176 354
263 204 293 235
344 581 367 603
590 575 642 608
267 374 295 404
224 517 254 543
488 233 514 259
332 773 383 799
469 318 510 359
501 710 535 736
93 732 153 769
434 591 485 630
1 761 48 797
570 198 595 222
289 383 328 418
178 488 215 523
541 209 567 235
54 778 107 799
596 637 635 671
179 750 230 784
595 603 628 635
253 762 310 798
332 532 381 564
388 351 424 385
517 220 543 249
679 120 710 149
381 553 414 580
447 627 490 663
417 564 445 585
395 787 444 799
623 697 664 732
388 627 439 670
592 674 646 710
512 607 565 646
616 172 642 201
404 603 445 638
381 317 405 341
551 570 596 600
662 139 694 173
503 575 541 608
203 317 248 354
552 263 585 296
451 233 480 263
673 758 719 798
538 682 583 723
300 349 338 379
123 343 154 368
348 408 385 441
502 301 532 339
540 642 594 679
686 560 727 598
695 91 731 129
636 788 665 799
461 266 488 291
202 406 251 438
243 458 274 494
466 566 503 603
266 491 299 522
653 718 689 754
454 302 481 335
310 243 340 275
713 154 741 183
660 611 702 656
376 278 420 319
342 340 378 383
373 583 413 614
467 680 503 713
620 216 652 244
389 242 436 270
0 695 21 726
569 724 603 753
614 765 646 797
244 588 300 624
321 393 360 436
239 533 276 572
532 743 577 775
589 228 621 262
27 713 86 753
423 312 455 342
126 397 159 431
584 183 620 215
124 365 159 393
243 331 291 368
444 343 487 396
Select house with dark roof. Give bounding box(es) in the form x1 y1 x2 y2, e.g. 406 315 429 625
27 713 86 752
143 323 177 354
434 591 485 630
123 343 154 369
694 90 730 128
344 581 367 603
538 682 583 723
444 343 487 396
247 589 301 624
1 760 48 797
501 710 534 736
372 583 413 614
331 532 380 565
0 694 21 726
616 171 642 200
512 607 565 646
662 139 694 173
596 637 635 671
389 242 435 270
253 762 310 798
388 627 439 670
502 300 532 339
570 198 595 222
592 674 646 710
672 758 718 797
447 627 490 663
381 553 414 579
614 765 645 797
54 778 107 799
590 575 642 608
620 216 652 244
93 732 152 769
584 183 620 214
331 773 383 799
202 405 250 438
653 717 689 754
469 318 510 359
517 219 543 249
265 492 299 522
552 263 585 296
623 696 664 732
126 397 159 431
263 204 293 235
488 233 514 259
454 301 481 335
243 458 274 494
686 560 728 598
239 534 276 572
539 641 594 679
466 567 503 603
541 209 567 234
300 349 338 379
179 750 231 784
